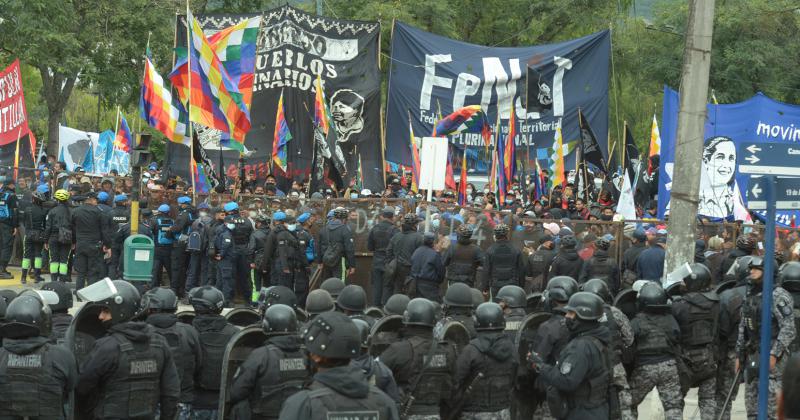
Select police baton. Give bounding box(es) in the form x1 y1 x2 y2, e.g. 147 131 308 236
716 367 742 420
445 372 484 420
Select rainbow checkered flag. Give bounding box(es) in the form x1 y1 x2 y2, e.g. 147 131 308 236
140 53 189 145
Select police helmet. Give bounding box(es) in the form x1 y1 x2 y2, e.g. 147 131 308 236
737 235 756 252
493 224 510 238
0 289 17 307
259 286 298 312
333 207 349 219
749 256 764 270
403 213 419 225
320 278 346 299
188 286 225 314
470 288 485 309
336 285 367 313
77 279 141 325
141 287 178 313
39 281 73 312
54 189 70 202
563 292 604 321
473 302 505 331
403 298 436 327
595 237 611 251
495 285 526 309
443 283 474 309
352 318 371 349
423 231 436 246
0 292 52 338
560 235 577 249
684 263 712 292
457 224 473 239
637 282 669 311
545 276 579 304
262 304 298 335
303 311 360 359
779 261 800 283
581 278 612 303
384 294 410 316
305 289 335 315
735 256 754 283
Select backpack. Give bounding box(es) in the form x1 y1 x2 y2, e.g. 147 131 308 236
0 193 10 220
322 241 343 268
186 220 205 252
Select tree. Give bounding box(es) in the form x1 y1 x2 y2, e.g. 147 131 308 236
0 0 180 156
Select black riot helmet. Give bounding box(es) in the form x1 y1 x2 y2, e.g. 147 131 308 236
384 294 410 316
735 256 754 283
581 279 612 304
637 282 669 312
305 289 335 315
544 276 579 306
352 318 371 349
495 285 526 309
0 290 55 338
261 304 298 336
303 311 360 359
684 263 712 292
39 281 73 313
470 288 485 309
258 286 298 313
749 256 764 270
188 285 225 314
320 278 346 299
77 279 141 325
403 298 436 328
444 283 474 309
779 261 800 284
563 292 604 321
457 224 473 241
473 302 506 331
336 285 367 313
141 287 179 313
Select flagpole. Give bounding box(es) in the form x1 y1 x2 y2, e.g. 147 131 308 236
13 128 21 181
620 121 628 190
606 135 616 170
186 1 196 201
136 31 152 136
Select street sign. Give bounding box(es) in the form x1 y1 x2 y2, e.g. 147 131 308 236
738 142 800 176
746 177 800 210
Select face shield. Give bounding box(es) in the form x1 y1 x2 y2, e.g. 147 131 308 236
18 289 60 306
76 278 118 303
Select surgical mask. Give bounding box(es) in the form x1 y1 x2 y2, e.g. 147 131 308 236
226 223 236 230
199 211 209 218
600 214 613 221
248 211 257 218
350 193 359 199
287 224 297 232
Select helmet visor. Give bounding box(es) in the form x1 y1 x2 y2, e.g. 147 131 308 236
77 278 118 303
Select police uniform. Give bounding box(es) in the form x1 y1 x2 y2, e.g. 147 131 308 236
603 305 635 420
481 239 525 297
384 227 424 302
735 283 796 419
263 225 306 298
293 226 314 305
186 214 213 291
230 213 254 303
108 200 130 279
44 201 72 282
715 281 748 420
410 241 445 302
368 216 399 306
191 313 239 418
0 185 19 275
317 218 356 281
151 213 175 289
442 237 484 288
19 197 48 283
526 245 556 293
71 199 112 289
247 222 270 295
169 204 195 297
455 331 517 419
215 222 237 304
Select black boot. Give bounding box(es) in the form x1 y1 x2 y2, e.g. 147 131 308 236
20 269 27 284
34 269 44 283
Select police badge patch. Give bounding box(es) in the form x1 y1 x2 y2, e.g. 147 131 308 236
560 361 572 375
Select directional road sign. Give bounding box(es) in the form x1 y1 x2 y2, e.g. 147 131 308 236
746 177 800 210
738 142 800 176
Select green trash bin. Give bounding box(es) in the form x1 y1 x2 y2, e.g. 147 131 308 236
123 234 154 282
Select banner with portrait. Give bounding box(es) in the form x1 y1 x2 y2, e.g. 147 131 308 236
167 6 383 191
384 22 610 171
658 86 800 225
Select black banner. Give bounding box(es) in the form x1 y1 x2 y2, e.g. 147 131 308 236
168 6 383 192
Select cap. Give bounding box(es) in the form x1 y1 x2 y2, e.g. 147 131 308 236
177 196 191 205
601 233 615 242
80 176 91 184
114 193 128 203
148 162 158 170
273 211 286 222
297 212 311 223
223 202 239 212
97 191 109 202
543 222 560 235
158 204 170 213
382 206 395 216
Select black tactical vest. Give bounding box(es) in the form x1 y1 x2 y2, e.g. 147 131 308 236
398 336 454 415
232 217 252 246
462 344 514 412
570 336 610 408
488 242 519 288
371 222 395 258
251 345 311 417
152 323 195 401
743 290 779 353
679 293 718 348
306 384 393 420
197 324 238 390
445 243 480 285
0 344 63 418
97 335 163 419
635 313 675 357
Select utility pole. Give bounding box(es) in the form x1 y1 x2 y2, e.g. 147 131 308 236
663 0 716 277
316 0 323 15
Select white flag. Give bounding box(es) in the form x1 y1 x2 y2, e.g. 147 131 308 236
616 168 637 220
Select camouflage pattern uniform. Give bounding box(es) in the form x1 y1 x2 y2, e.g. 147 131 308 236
735 286 796 420
460 409 511 420
629 360 684 419
608 306 635 420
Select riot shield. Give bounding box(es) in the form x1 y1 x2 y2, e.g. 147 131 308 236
217 325 268 420
65 304 107 420
526 293 543 314
176 310 195 325
225 308 261 328
515 312 551 363
614 289 638 321
435 320 471 351
714 280 738 296
369 315 403 357
365 306 385 319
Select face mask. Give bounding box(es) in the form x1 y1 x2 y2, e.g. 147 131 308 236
199 212 209 218
287 224 297 232
600 214 613 221
226 223 236 230
565 317 579 331
43 171 49 177
505 199 513 205
101 319 113 330
248 211 257 218
515 225 524 232
350 193 359 199
467 188 473 194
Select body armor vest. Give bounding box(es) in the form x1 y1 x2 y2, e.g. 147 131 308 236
306 382 392 420
0 344 63 418
198 324 237 390
251 345 310 418
152 323 195 401
602 306 623 365
97 335 163 419
462 345 514 412
635 313 674 357
488 242 519 288
399 336 453 415
743 290 779 354
446 243 480 286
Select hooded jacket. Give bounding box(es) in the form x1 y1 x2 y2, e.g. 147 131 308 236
549 247 583 280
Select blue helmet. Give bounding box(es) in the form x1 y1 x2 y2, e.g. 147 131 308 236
297 212 311 223
273 211 286 222
97 192 109 203
114 194 128 203
158 204 170 213
177 196 191 205
327 210 335 219
223 202 239 212
35 184 49 194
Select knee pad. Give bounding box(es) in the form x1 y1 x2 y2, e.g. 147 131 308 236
59 263 69 275
50 262 59 273
21 258 30 269
34 257 42 269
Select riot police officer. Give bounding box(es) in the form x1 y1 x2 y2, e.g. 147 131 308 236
735 256 796 419
108 193 130 279
320 277 345 300
629 282 683 419
442 224 484 288
495 285 527 330
71 192 112 289
278 311 400 419
481 224 525 297
455 302 517 419
264 212 307 301
317 206 356 281
671 263 719 420
292 214 314 305
336 284 376 328
368 206 399 305
0 177 19 279
224 202 255 304
141 287 201 419
248 214 270 294
304 289 335 322
40 281 73 344
20 184 49 284
380 298 456 419
44 189 72 283
189 285 239 418
186 203 213 291
579 237 619 293
169 196 195 297
76 279 180 420
434 282 478 339
533 276 579 364
350 318 401 402
229 304 311 419
152 203 175 289
526 233 556 293
0 289 78 419
215 215 237 306
384 293 410 316
581 278 635 420
548 235 582 281
528 292 612 420
384 213 424 302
